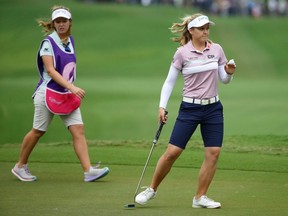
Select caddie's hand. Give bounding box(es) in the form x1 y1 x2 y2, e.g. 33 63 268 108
158 107 168 124
70 85 86 99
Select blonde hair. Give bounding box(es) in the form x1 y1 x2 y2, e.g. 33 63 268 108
170 13 212 46
37 5 72 42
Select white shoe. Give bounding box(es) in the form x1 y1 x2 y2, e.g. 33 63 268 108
11 164 37 182
192 195 221 208
84 166 109 182
135 187 156 205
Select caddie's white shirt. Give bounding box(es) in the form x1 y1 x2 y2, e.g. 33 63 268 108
38 31 74 90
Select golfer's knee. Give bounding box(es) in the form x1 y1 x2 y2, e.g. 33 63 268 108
205 148 221 163
163 151 180 162
162 144 182 162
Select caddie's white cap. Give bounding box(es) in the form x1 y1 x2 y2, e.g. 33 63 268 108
52 8 72 21
188 15 215 29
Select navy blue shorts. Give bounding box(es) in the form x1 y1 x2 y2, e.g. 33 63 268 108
169 101 224 149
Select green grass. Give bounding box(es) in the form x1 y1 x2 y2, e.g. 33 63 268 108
1 77 288 143
1 1 288 215
0 139 287 216
1 0 288 144
1 163 287 216
1 135 288 171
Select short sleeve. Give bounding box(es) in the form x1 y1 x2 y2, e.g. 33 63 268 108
217 44 227 66
39 41 53 56
171 48 183 70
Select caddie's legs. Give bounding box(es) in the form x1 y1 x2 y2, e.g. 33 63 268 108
69 124 91 172
17 128 45 167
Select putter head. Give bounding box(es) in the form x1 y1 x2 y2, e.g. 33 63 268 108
124 203 136 209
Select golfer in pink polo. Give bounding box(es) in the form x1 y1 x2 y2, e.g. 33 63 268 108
135 13 236 208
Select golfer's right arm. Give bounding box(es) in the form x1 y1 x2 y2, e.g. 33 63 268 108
159 64 179 123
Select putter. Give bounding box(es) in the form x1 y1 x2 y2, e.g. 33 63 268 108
124 111 168 209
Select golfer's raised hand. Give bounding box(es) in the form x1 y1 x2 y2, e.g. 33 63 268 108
70 85 85 99
159 108 168 124
225 61 236 75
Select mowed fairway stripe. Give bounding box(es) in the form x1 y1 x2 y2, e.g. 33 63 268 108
0 163 287 216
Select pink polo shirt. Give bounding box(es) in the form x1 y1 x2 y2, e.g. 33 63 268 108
172 41 227 99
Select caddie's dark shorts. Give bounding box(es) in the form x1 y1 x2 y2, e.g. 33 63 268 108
169 101 224 149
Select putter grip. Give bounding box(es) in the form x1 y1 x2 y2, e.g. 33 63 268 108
154 111 168 142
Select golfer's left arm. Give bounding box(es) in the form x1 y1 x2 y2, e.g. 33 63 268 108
218 62 236 84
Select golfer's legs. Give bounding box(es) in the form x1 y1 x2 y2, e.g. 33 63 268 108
150 144 183 191
195 147 221 199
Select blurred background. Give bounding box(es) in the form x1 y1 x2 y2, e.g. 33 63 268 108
84 0 288 18
0 0 287 144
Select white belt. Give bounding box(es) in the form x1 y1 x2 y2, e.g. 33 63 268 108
183 96 219 105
